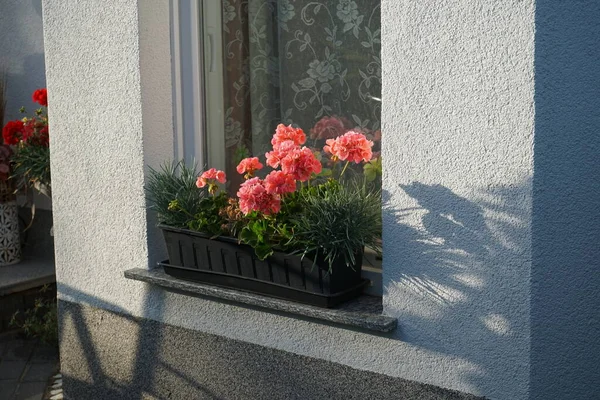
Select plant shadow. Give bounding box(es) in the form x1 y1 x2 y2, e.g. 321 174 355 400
382 180 531 399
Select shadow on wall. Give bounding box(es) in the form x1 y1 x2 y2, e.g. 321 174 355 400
57 284 483 400
531 2 600 399
57 284 224 400
383 180 531 399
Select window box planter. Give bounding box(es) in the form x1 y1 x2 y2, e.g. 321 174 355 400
159 224 369 308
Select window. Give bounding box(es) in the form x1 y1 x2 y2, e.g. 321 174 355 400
171 0 382 292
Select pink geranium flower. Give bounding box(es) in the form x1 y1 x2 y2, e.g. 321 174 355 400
264 170 296 195
236 157 263 178
280 147 322 182
323 131 373 163
197 168 226 194
265 140 298 168
271 124 306 148
237 177 281 215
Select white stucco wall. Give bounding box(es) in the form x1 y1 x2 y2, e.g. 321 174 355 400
43 1 538 399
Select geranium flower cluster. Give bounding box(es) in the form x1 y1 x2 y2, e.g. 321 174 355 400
324 130 374 163
198 123 374 216
2 88 49 147
265 124 321 181
32 88 48 107
235 124 322 215
196 167 226 195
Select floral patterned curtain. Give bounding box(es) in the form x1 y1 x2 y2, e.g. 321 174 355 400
221 0 381 180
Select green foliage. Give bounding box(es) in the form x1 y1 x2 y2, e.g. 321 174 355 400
187 192 229 236
239 213 295 260
148 161 382 272
10 285 58 345
11 143 51 189
145 161 205 227
293 179 382 272
363 157 382 182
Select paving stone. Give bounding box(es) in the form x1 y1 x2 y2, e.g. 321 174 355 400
1 340 36 361
0 360 27 380
29 346 58 363
0 379 18 398
13 381 46 400
22 363 57 382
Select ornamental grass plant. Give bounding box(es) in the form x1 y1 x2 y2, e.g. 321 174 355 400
146 124 382 272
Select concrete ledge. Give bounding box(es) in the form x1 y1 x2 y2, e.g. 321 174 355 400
0 258 55 297
125 267 397 333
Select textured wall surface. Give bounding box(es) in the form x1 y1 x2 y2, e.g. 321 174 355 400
43 1 541 399
59 300 482 400
381 1 534 399
531 2 600 399
0 0 46 121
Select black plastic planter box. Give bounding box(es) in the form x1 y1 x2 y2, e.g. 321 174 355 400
159 225 368 308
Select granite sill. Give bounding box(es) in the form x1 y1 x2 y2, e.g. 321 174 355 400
124 267 397 333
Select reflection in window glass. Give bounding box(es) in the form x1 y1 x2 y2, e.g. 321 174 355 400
219 0 381 189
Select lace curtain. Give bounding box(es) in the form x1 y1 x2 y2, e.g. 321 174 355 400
221 0 381 180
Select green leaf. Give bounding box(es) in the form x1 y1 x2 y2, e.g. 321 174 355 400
254 244 273 260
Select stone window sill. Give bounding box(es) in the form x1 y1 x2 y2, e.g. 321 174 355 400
124 267 397 333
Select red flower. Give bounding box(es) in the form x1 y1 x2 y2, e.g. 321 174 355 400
39 126 50 147
32 88 48 107
2 120 24 145
21 119 36 142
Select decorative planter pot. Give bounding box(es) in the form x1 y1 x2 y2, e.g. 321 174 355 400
0 200 21 266
159 225 368 307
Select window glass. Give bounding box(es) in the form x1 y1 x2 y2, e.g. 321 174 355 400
218 0 381 189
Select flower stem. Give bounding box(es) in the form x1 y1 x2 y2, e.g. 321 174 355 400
340 161 350 178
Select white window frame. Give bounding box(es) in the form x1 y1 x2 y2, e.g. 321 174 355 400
170 0 225 170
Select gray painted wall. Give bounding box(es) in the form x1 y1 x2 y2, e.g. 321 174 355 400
41 0 600 399
531 2 600 399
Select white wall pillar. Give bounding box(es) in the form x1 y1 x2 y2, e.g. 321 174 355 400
382 2 534 399
43 0 173 310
